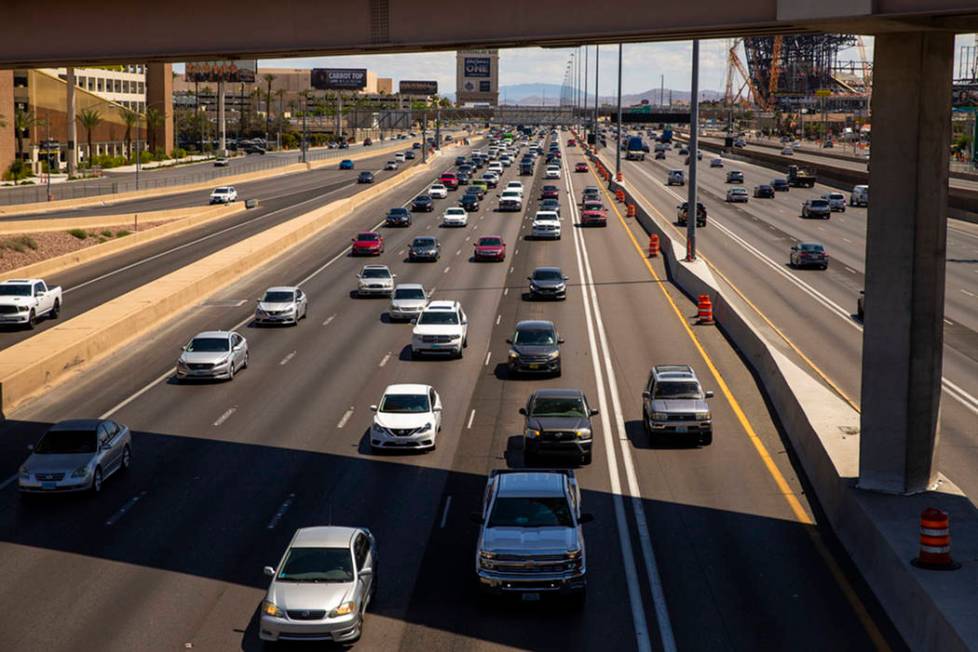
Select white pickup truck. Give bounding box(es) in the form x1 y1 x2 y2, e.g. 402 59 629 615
0 279 62 328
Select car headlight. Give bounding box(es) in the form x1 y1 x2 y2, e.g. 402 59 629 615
576 429 592 440
419 422 432 432
177 360 189 369
329 601 356 618
372 423 389 435
508 350 519 360
696 412 711 420
17 305 29 312
651 412 668 421
479 550 496 561
215 356 231 367
19 467 30 479
262 600 284 618
525 429 540 439
547 350 560 359
70 465 90 478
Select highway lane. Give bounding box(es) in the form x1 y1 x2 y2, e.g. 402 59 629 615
598 141 978 502
0 149 435 351
0 133 898 651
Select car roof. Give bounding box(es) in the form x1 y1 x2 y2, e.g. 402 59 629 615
497 472 567 498
291 526 358 548
362 264 390 271
384 383 432 395
0 279 33 285
48 419 104 431
193 330 233 339
533 266 562 273
426 300 459 310
394 283 425 291
652 364 697 380
515 319 556 330
534 211 559 219
265 286 298 293
478 235 503 241
357 231 379 236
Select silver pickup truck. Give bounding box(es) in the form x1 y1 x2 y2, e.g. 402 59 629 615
0 278 63 328
472 469 591 604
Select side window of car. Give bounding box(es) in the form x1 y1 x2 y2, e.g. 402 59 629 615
231 335 241 348
354 535 368 570
34 282 44 295
104 421 119 438
96 424 110 447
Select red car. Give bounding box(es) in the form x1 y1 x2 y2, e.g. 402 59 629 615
574 162 588 173
568 138 576 146
540 185 560 200
580 201 608 226
473 235 506 261
352 231 384 256
439 173 459 190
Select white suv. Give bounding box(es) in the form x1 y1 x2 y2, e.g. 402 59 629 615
209 186 238 204
369 384 442 451
411 300 468 358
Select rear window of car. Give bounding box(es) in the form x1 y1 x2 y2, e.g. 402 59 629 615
359 233 379 241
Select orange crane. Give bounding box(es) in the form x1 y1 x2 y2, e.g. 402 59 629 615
767 36 783 106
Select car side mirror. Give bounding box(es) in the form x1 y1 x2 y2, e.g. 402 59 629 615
705 391 715 399
434 406 442 412
579 513 595 524
410 319 418 325
26 444 34 451
263 566 276 577
369 405 378 412
562 276 569 281
359 567 373 577
469 511 484 524
505 338 512 344
518 407 527 415
558 338 565 344
589 408 600 416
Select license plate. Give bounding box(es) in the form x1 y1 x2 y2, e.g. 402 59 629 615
675 426 688 433
42 482 56 490
521 592 540 602
529 364 541 369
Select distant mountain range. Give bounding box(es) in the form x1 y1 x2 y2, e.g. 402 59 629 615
446 82 722 106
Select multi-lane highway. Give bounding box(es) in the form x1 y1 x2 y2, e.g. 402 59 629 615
597 135 978 501
0 131 902 651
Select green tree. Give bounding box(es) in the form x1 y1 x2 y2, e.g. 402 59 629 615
78 108 103 165
13 108 43 158
119 107 139 159
145 107 166 155
263 73 276 138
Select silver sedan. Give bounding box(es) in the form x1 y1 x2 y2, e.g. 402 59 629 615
255 286 308 325
18 419 132 494
176 330 249 381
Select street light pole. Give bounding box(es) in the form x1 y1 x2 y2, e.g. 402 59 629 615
615 43 623 178
593 45 600 148
686 39 701 261
301 93 308 163
583 46 589 141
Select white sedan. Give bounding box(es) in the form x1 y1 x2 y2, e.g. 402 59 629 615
441 207 469 227
545 165 561 179
209 186 238 204
369 384 442 451
429 184 448 199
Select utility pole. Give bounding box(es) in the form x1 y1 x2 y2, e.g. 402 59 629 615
660 74 665 107
616 43 623 177
422 111 427 163
301 93 308 163
686 39 700 261
218 79 226 157
583 46 589 142
593 45 600 147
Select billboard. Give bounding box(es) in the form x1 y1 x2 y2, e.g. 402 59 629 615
185 60 257 83
457 49 499 105
952 83 978 109
399 80 438 96
311 68 367 90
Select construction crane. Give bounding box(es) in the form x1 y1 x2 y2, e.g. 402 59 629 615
856 36 871 94
724 38 762 108
767 36 783 104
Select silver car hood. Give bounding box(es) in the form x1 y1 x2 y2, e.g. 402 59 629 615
651 398 708 413
22 452 93 473
179 351 231 365
391 298 426 310
258 302 295 312
268 581 353 612
482 526 578 555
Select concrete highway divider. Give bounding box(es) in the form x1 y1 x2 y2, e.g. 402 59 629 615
0 204 228 234
0 143 465 416
586 143 978 652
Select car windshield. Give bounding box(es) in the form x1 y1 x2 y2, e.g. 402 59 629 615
654 381 702 399
277 547 354 583
532 269 563 281
380 393 430 413
389 208 408 216
34 429 97 454
488 496 574 528
186 337 230 352
361 268 391 279
358 233 379 242
415 196 431 202
530 397 586 417
479 238 502 247
413 238 435 247
799 244 824 252
810 200 829 207
394 288 426 300
0 285 32 296
514 328 557 345
583 203 603 211
213 188 230 194
544 186 558 192
446 208 464 215
263 291 295 303
418 311 459 325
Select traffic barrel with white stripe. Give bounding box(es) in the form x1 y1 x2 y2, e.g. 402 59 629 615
697 295 715 325
913 507 961 570
648 234 660 257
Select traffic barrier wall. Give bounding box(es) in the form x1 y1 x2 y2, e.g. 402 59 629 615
591 146 978 652
0 146 459 415
0 205 218 234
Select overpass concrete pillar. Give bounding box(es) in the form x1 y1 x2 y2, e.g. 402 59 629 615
145 62 173 155
858 31 954 494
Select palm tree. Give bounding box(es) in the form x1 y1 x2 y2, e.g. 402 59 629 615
78 108 102 165
119 107 139 159
13 108 42 159
262 73 276 140
145 107 165 154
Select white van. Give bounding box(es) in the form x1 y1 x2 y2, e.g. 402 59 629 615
851 185 869 207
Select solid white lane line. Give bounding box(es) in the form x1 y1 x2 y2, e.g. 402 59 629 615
337 408 354 428
267 493 296 529
379 352 391 367
279 351 296 366
213 407 237 427
323 314 336 326
561 145 656 652
439 495 453 529
105 491 147 526
484 350 492 366
467 409 476 429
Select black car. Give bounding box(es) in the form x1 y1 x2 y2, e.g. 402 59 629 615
338 141 349 149
753 184 775 198
790 242 829 269
519 388 597 465
520 162 534 176
539 198 561 216
677 201 707 227
679 146 689 155
507 320 563 377
459 193 481 211
358 171 375 184
455 156 467 166
385 207 412 227
412 142 422 149
527 266 568 300
404 151 416 160
655 151 666 160
412 195 434 212
771 178 790 192
363 138 373 146
465 184 486 200
409 236 440 261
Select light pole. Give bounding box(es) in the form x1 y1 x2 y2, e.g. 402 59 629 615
583 46 589 142
686 39 701 261
593 45 600 148
615 43 623 178
301 92 309 163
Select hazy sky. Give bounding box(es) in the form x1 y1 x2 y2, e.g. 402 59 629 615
191 34 974 95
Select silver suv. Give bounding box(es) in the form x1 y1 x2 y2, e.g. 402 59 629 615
642 365 714 446
472 469 591 603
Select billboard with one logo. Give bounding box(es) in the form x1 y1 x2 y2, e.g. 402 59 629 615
399 80 438 96
311 68 367 90
457 50 499 105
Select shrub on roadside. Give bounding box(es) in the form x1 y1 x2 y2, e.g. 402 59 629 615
1 235 39 253
67 228 88 240
172 147 188 159
115 230 131 237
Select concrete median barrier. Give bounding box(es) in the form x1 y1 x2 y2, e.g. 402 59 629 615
0 145 458 416
587 144 978 652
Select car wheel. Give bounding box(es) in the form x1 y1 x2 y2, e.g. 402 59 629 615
50 299 61 319
227 361 236 381
26 309 36 330
700 432 713 447
581 451 592 465
121 445 132 472
91 466 103 493
242 353 249 369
